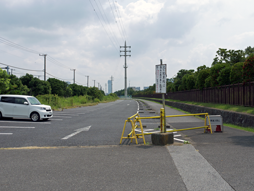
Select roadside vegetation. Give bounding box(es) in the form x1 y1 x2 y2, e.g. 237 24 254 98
0 71 118 110
37 93 118 111
133 46 254 96
143 98 254 133
145 97 254 115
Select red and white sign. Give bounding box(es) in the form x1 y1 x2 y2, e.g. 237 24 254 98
155 64 167 93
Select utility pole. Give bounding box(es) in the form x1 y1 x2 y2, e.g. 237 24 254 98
39 54 47 81
1 66 10 75
111 76 114 93
98 83 100 89
85 75 89 87
93 80 95 87
120 41 131 98
105 83 107 94
70 69 76 84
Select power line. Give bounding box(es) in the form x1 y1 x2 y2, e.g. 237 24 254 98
46 72 72 81
89 0 119 51
108 0 125 42
47 55 72 70
0 36 40 54
0 62 43 72
96 0 121 45
112 1 127 41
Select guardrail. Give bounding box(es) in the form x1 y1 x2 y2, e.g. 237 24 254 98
120 109 213 145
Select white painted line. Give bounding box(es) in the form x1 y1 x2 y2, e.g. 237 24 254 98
174 134 181 137
0 126 35 128
53 116 72 118
49 119 63 121
0 121 50 124
62 131 81 140
75 126 91 132
0 133 13 135
167 145 234 191
174 138 187 142
61 126 91 140
53 114 78 116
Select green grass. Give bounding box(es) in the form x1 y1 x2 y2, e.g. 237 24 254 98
141 97 254 115
37 94 118 111
139 98 254 133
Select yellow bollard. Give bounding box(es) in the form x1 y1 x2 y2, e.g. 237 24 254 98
160 108 165 133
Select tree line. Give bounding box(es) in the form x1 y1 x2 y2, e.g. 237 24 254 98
133 46 254 96
0 72 108 101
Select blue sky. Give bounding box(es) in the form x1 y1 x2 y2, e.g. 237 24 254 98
0 0 254 92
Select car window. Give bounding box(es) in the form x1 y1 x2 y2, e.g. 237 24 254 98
15 98 27 104
1 97 15 103
27 97 41 105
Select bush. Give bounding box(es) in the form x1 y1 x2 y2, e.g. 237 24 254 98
210 63 229 87
217 66 232 85
196 69 210 89
94 98 100 103
243 54 254 83
230 62 244 84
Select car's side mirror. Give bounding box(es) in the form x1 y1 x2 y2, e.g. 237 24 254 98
24 102 29 105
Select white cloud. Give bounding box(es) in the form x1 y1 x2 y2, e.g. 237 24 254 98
0 0 254 91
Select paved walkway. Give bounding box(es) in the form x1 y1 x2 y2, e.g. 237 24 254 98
142 99 254 191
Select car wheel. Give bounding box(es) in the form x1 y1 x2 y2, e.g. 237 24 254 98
31 112 40 122
0 112 2 120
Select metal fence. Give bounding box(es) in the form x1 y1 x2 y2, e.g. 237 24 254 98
134 82 254 107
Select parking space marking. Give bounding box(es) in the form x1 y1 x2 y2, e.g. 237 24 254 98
49 119 63 121
53 116 71 118
0 121 51 124
0 133 13 135
0 126 35 128
53 114 79 116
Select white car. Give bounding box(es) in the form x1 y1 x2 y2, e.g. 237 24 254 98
0 95 53 122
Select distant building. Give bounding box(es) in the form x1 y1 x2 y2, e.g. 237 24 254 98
108 80 112 94
144 86 149 90
130 86 140 91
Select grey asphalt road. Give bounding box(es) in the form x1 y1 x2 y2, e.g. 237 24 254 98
0 99 138 147
1 99 253 190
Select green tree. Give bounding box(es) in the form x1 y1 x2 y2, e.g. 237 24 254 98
204 76 212 88
217 66 232 86
21 74 51 96
245 46 254 57
210 63 229 87
6 74 29 95
174 69 194 91
243 54 254 83
186 74 196 90
47 78 68 96
230 62 244 84
212 48 245 66
0 68 10 93
196 68 210 89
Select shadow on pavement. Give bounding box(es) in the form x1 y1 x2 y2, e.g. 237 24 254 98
228 135 254 147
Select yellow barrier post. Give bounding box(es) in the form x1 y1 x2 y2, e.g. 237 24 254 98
206 114 213 134
160 108 165 133
120 120 128 144
136 117 146 144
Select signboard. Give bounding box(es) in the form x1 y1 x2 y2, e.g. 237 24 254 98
206 115 223 126
155 64 167 93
